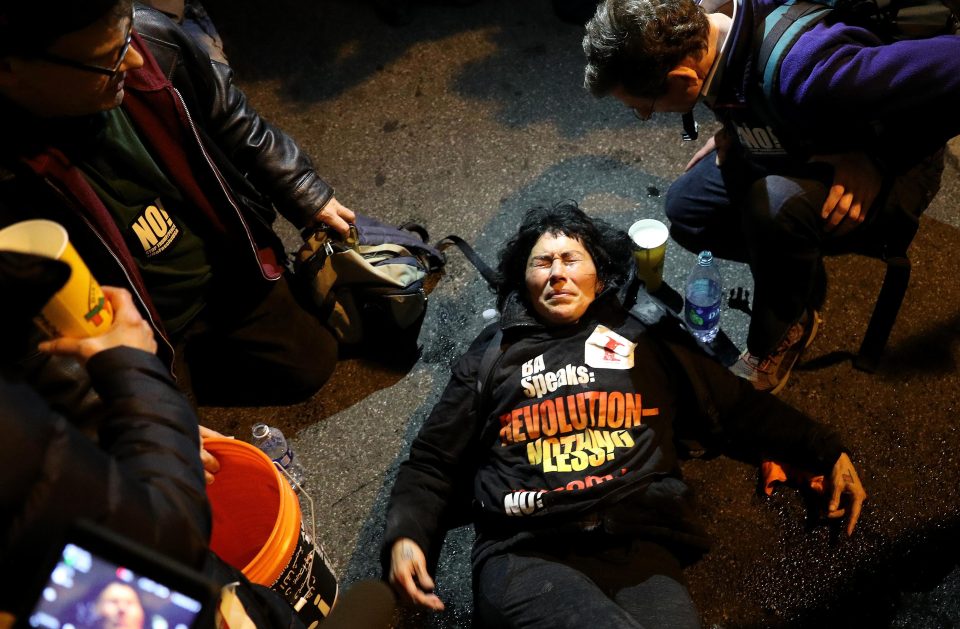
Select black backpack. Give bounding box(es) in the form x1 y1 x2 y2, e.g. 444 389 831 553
294 213 446 361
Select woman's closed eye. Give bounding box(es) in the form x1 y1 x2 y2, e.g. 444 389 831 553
530 254 584 268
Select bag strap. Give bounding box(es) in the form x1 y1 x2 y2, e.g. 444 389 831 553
626 291 725 458
476 328 504 396
473 327 509 455
398 221 431 242
300 218 446 271
755 0 833 126
627 289 718 360
437 234 498 287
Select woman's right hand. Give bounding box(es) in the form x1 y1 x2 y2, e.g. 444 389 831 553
38 286 157 363
389 538 445 611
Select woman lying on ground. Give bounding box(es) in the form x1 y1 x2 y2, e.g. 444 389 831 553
381 201 866 628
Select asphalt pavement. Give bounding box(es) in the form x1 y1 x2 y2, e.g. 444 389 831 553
196 1 960 626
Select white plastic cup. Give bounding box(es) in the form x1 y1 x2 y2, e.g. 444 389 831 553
628 219 670 292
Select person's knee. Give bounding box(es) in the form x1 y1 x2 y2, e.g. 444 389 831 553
666 222 701 255
663 185 684 225
267 326 338 401
185 324 337 405
664 190 705 254
664 178 699 230
746 175 825 239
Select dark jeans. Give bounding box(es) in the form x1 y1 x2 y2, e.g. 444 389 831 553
173 275 337 405
665 149 944 356
474 538 700 629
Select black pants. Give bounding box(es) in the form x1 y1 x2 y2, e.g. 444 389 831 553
475 538 700 629
174 275 337 406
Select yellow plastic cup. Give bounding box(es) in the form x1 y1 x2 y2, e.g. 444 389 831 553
628 218 670 292
0 219 113 338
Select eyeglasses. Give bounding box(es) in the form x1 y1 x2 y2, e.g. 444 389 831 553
631 96 657 122
34 14 134 78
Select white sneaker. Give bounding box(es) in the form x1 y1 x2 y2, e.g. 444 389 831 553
730 310 822 394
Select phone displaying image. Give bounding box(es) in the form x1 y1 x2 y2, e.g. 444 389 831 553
22 522 216 629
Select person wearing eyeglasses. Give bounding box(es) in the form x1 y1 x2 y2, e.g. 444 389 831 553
0 0 359 406
582 0 960 394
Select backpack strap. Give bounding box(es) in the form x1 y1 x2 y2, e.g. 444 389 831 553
627 292 724 458
473 327 511 450
756 0 833 108
627 289 719 360
348 213 447 271
476 328 504 396
398 221 430 242
437 234 498 288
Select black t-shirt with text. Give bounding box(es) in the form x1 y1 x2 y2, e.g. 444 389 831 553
75 108 212 336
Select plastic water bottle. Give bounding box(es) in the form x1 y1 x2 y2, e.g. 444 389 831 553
252 423 307 490
684 250 722 343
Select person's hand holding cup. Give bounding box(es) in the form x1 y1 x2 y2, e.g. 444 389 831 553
0 219 114 339
38 286 156 363
628 219 670 292
0 219 156 362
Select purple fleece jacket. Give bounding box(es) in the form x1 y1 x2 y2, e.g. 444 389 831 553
716 0 960 173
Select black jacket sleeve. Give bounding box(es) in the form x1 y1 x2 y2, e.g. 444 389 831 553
135 6 334 228
664 338 845 474
380 331 496 575
0 347 210 613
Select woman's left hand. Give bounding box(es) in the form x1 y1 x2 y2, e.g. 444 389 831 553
389 538 445 611
826 452 868 536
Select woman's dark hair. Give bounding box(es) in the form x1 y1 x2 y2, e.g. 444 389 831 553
495 201 633 311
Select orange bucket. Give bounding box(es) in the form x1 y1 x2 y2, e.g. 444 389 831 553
203 437 338 624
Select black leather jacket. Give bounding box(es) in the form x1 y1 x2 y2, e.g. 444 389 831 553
0 347 210 615
0 6 334 357
134 5 334 234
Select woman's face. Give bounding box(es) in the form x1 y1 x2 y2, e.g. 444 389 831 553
525 232 599 326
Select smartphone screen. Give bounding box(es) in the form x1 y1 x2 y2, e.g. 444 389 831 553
27 541 206 629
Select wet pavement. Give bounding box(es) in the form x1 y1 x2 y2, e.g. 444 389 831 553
196 1 960 626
